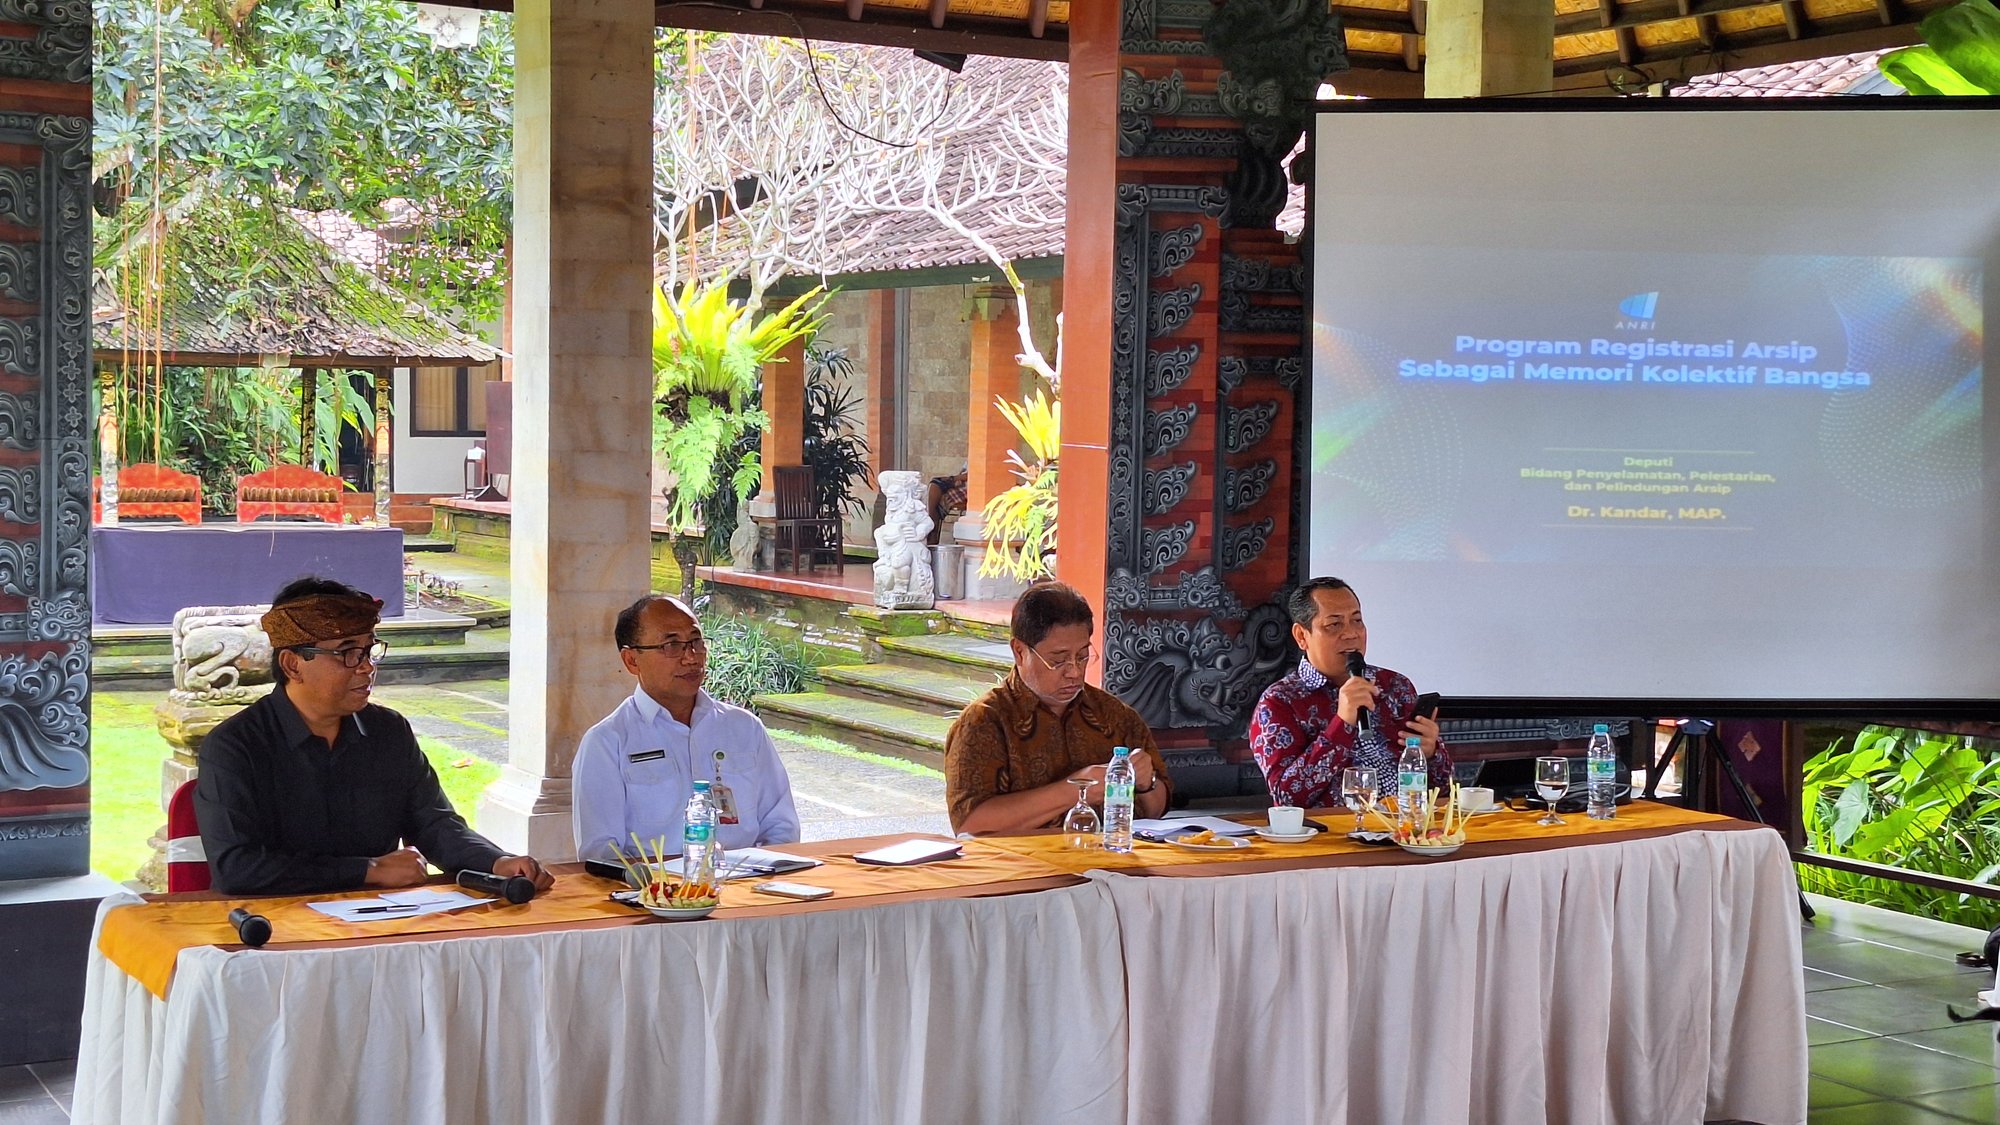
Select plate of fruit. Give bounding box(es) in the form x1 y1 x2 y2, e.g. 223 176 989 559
612 836 722 920
1363 786 1471 857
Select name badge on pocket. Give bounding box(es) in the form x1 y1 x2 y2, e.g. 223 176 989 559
629 748 667 764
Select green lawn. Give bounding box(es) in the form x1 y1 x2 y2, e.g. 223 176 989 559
88 694 501 885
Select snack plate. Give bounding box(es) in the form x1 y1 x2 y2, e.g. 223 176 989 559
1395 840 1464 857
1165 835 1253 851
1253 827 1318 843
642 902 718 921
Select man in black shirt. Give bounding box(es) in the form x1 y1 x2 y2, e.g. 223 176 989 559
194 577 554 896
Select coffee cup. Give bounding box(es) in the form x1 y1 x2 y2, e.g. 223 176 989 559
1267 806 1306 834
1457 787 1496 813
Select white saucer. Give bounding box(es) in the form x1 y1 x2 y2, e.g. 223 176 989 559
1254 827 1318 843
1458 803 1503 816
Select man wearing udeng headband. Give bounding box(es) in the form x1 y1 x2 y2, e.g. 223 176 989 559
1248 576 1451 809
195 576 554 896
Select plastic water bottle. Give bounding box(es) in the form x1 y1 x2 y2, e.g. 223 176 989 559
1102 746 1136 854
683 780 721 885
1398 735 1427 834
1587 723 1617 820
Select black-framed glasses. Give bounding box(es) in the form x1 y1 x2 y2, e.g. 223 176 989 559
1026 643 1094 673
624 635 708 660
296 639 389 669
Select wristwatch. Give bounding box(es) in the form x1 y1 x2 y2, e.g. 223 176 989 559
1138 777 1158 794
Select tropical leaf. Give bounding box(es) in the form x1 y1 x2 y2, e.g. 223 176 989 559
1880 0 2000 94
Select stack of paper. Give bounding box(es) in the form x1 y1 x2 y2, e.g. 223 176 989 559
1131 817 1260 841
307 887 489 923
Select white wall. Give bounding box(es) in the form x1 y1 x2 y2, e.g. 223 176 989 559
391 367 478 496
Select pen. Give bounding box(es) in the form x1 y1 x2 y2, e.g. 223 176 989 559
352 904 420 914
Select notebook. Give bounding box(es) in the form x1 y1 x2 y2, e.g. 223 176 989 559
853 838 964 866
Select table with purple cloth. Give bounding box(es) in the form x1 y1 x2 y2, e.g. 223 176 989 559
89 524 406 624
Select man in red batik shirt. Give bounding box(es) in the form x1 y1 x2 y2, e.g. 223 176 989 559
1248 577 1451 809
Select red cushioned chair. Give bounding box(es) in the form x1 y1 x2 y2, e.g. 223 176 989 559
165 778 211 893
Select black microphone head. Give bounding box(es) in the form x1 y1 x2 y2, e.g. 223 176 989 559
228 907 272 948
501 875 536 904
1344 650 1367 677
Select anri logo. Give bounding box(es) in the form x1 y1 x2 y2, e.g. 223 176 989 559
1616 291 1659 330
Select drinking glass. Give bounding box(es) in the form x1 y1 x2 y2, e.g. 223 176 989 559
1063 778 1100 848
1535 756 1570 826
1341 767 1378 833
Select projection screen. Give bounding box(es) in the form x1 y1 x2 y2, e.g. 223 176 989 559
1307 101 2000 714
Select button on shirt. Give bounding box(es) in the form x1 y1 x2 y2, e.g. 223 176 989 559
572 686 802 863
194 684 506 895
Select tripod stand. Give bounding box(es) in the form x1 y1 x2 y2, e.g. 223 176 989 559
1643 718 1814 920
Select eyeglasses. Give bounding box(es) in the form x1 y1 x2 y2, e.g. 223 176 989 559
296 639 389 669
1026 643 1094 673
624 635 709 660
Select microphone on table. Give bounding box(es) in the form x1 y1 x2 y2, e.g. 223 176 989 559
1344 650 1375 735
457 869 537 904
227 907 271 948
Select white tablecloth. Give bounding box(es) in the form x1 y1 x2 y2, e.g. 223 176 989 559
74 883 1129 1125
74 827 1806 1125
1110 829 1806 1125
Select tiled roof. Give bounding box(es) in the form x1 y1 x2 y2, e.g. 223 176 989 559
1673 48 1901 96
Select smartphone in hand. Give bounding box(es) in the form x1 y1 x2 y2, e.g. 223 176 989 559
1414 692 1442 719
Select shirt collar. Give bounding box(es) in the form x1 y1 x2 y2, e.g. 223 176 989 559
998 669 1105 738
269 681 367 747
629 683 714 730
1296 656 1330 691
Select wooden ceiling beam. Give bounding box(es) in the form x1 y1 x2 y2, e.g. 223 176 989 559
1028 0 1049 38
1779 0 1804 38
927 0 948 29
1556 0 1790 35
1554 15 1923 76
653 2 1067 60
1402 32 1421 69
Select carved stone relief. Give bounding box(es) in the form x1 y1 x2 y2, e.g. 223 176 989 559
1223 400 1280 454
1143 402 1198 458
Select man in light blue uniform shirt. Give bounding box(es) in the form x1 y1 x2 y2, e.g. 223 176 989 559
572 594 801 863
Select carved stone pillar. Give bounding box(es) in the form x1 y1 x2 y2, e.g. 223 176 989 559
1065 0 1342 794
0 0 114 1065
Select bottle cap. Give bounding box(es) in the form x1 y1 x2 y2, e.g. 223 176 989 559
1593 723 1610 734
1405 734 1422 747
693 780 711 792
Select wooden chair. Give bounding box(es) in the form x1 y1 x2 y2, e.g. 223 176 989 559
237 464 343 524
93 463 202 524
771 465 843 574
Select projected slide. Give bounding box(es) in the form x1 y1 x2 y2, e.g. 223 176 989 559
1308 103 2000 706
1311 250 1983 571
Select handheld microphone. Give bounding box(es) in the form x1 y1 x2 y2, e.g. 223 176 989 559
1344 651 1375 734
457 869 537 904
227 907 272 948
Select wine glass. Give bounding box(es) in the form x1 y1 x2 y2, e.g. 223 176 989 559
1341 767 1378 833
1062 778 1100 848
1535 756 1571 826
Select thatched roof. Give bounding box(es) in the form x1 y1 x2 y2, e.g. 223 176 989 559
93 188 501 369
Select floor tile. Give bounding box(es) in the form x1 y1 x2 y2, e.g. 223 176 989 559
1803 940 1950 985
1886 1025 2000 1066
1806 967 1870 993
1811 1036 2000 1099
0 1099 68 1124
1873 972 1995 1007
1805 1101 1979 1124
1907 1083 2000 1122
1809 1075 1880 1109
1809 984 1965 1037
1808 1018 1878 1047
0 1070 46 1108
23 1063 70 1100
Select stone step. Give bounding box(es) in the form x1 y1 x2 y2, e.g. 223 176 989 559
93 609 478 658
751 691 953 773
94 629 510 690
816 661 998 713
876 632 1013 677
403 537 453 552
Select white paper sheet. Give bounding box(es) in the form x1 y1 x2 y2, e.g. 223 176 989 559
1131 816 1257 839
719 847 825 880
306 890 487 923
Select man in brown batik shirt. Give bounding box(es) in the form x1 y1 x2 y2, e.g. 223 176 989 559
944 583 1173 834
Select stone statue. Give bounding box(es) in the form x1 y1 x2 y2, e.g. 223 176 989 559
872 470 936 611
169 604 274 706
